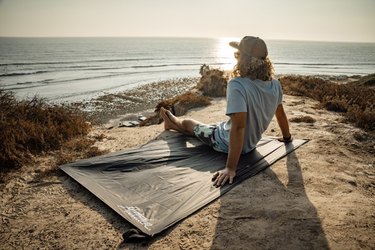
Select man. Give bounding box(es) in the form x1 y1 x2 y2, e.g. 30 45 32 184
160 36 292 187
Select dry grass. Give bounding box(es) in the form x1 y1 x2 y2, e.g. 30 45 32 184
354 73 375 87
290 116 316 123
0 89 97 171
279 75 375 131
197 65 228 97
140 91 212 126
54 137 106 166
155 91 212 112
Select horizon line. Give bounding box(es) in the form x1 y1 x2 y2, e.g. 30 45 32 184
0 35 374 44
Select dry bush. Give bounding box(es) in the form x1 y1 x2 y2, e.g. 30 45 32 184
290 116 316 123
279 75 332 100
54 137 106 166
197 64 228 97
0 89 92 170
140 91 211 126
353 73 375 87
279 75 375 131
157 91 212 112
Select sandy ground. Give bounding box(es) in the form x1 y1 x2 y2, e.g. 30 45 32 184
1 94 374 249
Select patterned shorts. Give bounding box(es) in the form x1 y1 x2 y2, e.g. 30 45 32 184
193 124 227 153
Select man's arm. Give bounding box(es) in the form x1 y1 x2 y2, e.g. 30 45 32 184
275 104 292 141
212 112 246 187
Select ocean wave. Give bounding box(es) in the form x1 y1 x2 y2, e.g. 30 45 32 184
0 56 228 67
0 58 160 66
0 71 49 77
132 63 200 69
132 62 227 69
274 62 375 66
6 68 196 91
85 67 123 71
17 81 34 85
6 73 136 90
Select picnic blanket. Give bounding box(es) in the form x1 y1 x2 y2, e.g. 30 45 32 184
60 133 307 240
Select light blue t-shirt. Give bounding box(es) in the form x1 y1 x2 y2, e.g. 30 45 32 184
214 77 283 154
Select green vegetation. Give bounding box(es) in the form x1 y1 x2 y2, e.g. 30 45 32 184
279 75 375 131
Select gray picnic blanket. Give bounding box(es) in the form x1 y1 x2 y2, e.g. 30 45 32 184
60 133 307 239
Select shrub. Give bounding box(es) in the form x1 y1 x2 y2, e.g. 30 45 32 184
290 116 316 123
197 65 228 97
154 91 211 113
0 89 91 170
354 73 375 87
279 75 375 131
140 91 212 126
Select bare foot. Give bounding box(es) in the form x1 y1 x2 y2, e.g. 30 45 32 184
160 107 174 130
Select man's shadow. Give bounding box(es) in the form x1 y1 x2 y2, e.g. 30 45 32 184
211 151 329 249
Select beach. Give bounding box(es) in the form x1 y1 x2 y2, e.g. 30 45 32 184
1 75 374 249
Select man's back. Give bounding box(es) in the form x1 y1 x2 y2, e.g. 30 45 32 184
215 77 283 153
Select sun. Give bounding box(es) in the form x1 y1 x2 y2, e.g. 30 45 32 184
215 37 240 71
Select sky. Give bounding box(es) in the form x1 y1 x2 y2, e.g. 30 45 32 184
0 0 374 42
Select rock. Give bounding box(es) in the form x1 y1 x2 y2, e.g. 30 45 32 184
119 121 139 127
137 115 147 122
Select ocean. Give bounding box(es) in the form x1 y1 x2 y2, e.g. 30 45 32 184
0 37 374 102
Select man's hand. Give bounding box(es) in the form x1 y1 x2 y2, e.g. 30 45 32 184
212 168 236 187
212 112 244 188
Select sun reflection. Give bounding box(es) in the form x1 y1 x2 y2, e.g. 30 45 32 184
215 37 240 72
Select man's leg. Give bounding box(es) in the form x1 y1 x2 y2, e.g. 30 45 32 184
160 107 200 136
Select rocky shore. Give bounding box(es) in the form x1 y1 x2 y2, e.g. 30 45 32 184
70 77 199 125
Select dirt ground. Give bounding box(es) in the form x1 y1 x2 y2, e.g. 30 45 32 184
1 94 374 249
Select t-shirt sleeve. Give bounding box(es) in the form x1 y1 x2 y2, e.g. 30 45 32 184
226 80 247 115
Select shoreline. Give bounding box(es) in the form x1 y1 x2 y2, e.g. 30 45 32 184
69 77 199 125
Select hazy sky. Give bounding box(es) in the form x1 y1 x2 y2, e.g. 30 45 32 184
0 0 374 42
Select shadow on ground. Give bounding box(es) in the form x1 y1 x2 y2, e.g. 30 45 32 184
211 151 329 249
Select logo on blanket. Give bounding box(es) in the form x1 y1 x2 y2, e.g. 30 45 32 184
118 205 153 231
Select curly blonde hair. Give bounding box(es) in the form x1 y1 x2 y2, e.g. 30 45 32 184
232 56 274 81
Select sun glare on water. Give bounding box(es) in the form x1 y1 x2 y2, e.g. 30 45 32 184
215 37 240 71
